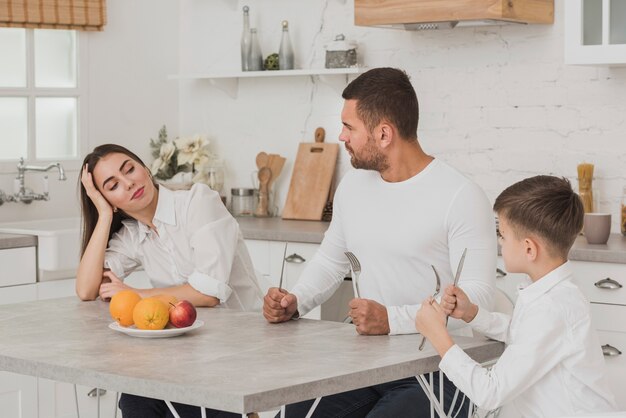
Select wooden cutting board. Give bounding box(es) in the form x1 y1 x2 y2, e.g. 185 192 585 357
282 128 339 221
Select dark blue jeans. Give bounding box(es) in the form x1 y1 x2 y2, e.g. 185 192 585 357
119 393 241 418
278 373 469 418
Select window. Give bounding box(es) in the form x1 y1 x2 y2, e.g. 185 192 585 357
0 28 85 163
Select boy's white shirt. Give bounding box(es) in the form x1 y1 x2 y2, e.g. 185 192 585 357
439 261 617 417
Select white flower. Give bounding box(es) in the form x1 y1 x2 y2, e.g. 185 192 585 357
150 141 176 174
175 134 212 167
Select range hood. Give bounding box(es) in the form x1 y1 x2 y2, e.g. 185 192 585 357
355 0 554 30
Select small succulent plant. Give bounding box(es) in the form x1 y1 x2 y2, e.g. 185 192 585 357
264 53 279 70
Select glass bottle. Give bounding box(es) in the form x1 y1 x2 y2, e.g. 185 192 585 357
279 20 295 70
240 6 251 71
248 28 263 71
621 186 626 235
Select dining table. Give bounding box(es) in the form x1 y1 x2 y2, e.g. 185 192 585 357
0 297 504 417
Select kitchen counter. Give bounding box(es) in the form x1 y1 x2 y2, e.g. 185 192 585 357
0 297 503 414
238 217 626 265
237 216 329 244
0 233 37 250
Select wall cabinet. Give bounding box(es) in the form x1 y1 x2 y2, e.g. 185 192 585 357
245 239 354 321
496 257 626 409
565 0 626 65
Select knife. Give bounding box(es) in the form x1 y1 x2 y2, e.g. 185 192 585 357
453 248 467 288
278 242 288 292
446 247 467 326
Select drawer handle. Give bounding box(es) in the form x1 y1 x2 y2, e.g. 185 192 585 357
87 388 107 397
594 278 623 290
602 344 622 357
496 268 507 279
285 253 305 264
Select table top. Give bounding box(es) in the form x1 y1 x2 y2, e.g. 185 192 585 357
0 297 503 413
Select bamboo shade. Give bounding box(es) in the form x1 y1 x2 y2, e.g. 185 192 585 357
0 0 106 31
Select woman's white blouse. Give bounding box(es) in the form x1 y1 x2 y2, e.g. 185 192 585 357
104 184 262 311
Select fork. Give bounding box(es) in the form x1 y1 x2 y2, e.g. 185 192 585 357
343 252 362 323
345 252 361 299
418 265 441 351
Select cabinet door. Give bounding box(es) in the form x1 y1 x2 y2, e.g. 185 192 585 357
0 284 37 305
0 372 38 418
283 242 321 319
244 239 276 293
565 0 626 65
495 257 530 304
590 303 626 409
38 379 120 418
37 278 76 300
570 261 626 305
0 246 36 286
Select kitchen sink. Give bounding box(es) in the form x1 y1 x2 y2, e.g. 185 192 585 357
0 217 80 274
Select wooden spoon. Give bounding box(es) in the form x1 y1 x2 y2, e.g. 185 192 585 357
256 152 269 169
255 167 272 217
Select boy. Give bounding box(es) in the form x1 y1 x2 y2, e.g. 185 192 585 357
415 175 617 416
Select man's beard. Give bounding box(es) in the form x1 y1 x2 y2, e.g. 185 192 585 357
348 135 389 172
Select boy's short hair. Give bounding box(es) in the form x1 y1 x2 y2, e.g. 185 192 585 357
494 175 584 258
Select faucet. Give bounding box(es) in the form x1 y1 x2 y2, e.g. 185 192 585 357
0 157 67 205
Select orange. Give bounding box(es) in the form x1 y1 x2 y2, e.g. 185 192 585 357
133 298 169 330
109 290 142 327
152 294 179 308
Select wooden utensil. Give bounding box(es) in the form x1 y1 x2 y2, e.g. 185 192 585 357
267 154 286 190
256 152 269 169
282 127 339 221
255 166 272 217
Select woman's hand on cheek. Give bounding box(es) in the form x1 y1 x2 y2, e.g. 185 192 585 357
81 164 113 219
99 270 132 301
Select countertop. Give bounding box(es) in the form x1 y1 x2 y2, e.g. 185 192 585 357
237 217 626 265
237 216 330 244
0 297 503 413
0 233 37 250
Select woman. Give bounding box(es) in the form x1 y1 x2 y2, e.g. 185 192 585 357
77 144 262 417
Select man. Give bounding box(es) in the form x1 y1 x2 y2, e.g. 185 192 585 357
263 67 497 417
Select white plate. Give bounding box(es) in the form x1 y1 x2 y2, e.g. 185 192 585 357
108 320 204 338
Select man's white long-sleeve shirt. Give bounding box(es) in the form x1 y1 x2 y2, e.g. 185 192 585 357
439 262 616 416
291 158 497 335
104 184 263 311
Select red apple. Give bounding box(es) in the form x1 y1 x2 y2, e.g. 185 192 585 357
168 300 197 328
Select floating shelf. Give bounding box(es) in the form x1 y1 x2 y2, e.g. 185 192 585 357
168 67 364 97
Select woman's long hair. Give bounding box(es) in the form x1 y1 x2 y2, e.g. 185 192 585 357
79 144 154 256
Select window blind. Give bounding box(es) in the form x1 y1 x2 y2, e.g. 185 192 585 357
0 0 106 31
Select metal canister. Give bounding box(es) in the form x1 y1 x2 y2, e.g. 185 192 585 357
230 188 256 217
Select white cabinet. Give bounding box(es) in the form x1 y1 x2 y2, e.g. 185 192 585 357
0 372 38 418
38 379 118 418
245 239 354 321
565 0 626 65
570 260 626 409
0 282 38 417
0 246 37 287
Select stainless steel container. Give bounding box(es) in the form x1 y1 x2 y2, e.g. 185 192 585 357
231 188 256 217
